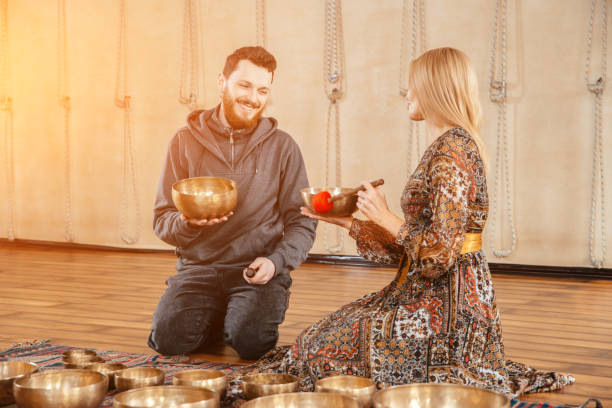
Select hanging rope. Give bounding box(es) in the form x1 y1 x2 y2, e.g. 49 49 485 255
323 0 345 254
115 0 140 245
399 0 426 175
179 0 201 110
256 0 267 48
58 0 74 242
585 0 607 268
488 0 516 257
1 0 14 241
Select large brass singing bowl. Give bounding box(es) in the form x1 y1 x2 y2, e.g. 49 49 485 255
300 187 358 217
241 392 361 407
315 375 376 408
173 369 227 399
242 373 298 400
172 177 238 219
13 369 108 408
0 361 38 405
113 385 219 408
86 362 127 390
114 367 165 392
372 383 511 408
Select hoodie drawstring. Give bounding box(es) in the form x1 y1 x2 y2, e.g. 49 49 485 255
255 143 263 175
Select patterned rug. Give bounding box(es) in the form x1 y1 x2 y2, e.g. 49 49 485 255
0 340 572 408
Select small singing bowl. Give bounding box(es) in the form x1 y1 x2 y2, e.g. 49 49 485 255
85 362 127 390
63 355 105 369
0 361 38 405
113 385 219 408
114 367 165 392
241 392 361 408
173 369 227 398
172 176 238 220
242 373 298 400
62 349 98 359
372 383 511 408
13 369 108 408
315 375 376 408
300 187 358 216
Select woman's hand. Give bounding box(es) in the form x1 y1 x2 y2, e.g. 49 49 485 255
356 181 404 236
300 206 353 230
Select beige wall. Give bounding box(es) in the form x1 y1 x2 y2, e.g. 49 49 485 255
1 0 610 268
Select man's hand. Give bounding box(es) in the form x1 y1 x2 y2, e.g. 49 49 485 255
243 257 275 285
180 211 234 227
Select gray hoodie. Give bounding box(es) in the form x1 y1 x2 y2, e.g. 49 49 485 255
153 107 317 275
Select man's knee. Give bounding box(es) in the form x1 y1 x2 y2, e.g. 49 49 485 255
148 307 213 355
224 322 279 360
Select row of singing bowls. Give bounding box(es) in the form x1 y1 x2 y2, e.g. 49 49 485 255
300 187 358 216
172 177 238 219
0 361 38 405
114 385 218 408
12 369 108 408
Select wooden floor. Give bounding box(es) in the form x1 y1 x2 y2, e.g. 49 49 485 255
0 243 610 406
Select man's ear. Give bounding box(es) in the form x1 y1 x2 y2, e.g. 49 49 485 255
217 73 225 94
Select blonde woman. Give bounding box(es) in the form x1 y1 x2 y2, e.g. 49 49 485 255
231 48 573 399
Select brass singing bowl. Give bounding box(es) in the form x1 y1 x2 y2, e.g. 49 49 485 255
173 369 227 398
113 385 219 408
241 392 361 407
63 355 105 369
172 177 238 219
0 361 38 405
85 362 127 390
62 349 97 359
114 367 165 392
13 369 108 408
315 375 376 408
372 383 511 408
242 373 298 400
300 187 358 217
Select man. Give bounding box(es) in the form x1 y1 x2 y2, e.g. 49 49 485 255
148 46 317 359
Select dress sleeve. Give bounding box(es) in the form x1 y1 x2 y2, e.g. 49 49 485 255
394 148 472 279
349 219 404 265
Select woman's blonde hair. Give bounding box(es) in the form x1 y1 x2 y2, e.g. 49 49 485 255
408 47 487 168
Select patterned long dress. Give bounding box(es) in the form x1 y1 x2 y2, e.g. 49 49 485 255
228 128 574 400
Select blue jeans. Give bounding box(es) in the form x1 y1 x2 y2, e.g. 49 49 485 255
148 266 291 360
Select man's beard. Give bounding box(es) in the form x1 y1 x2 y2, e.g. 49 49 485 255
222 92 265 130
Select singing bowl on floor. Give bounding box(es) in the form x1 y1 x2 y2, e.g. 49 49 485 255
173 369 227 398
114 367 165 392
113 385 219 408
241 392 361 408
62 349 97 360
242 373 298 400
372 383 511 408
300 187 358 216
172 177 238 219
13 369 108 408
63 355 105 369
86 362 127 390
0 361 38 405
315 375 376 408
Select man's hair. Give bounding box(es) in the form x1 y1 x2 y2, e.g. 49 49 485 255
222 46 277 79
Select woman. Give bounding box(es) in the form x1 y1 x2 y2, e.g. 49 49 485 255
230 47 573 400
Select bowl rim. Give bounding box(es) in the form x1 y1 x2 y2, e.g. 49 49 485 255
0 361 38 382
172 177 237 197
173 368 227 380
315 374 376 390
13 368 108 391
372 383 511 402
241 391 361 406
113 384 218 403
242 372 298 385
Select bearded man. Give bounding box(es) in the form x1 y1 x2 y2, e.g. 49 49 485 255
148 46 317 359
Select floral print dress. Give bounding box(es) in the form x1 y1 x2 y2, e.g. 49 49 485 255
228 128 574 401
